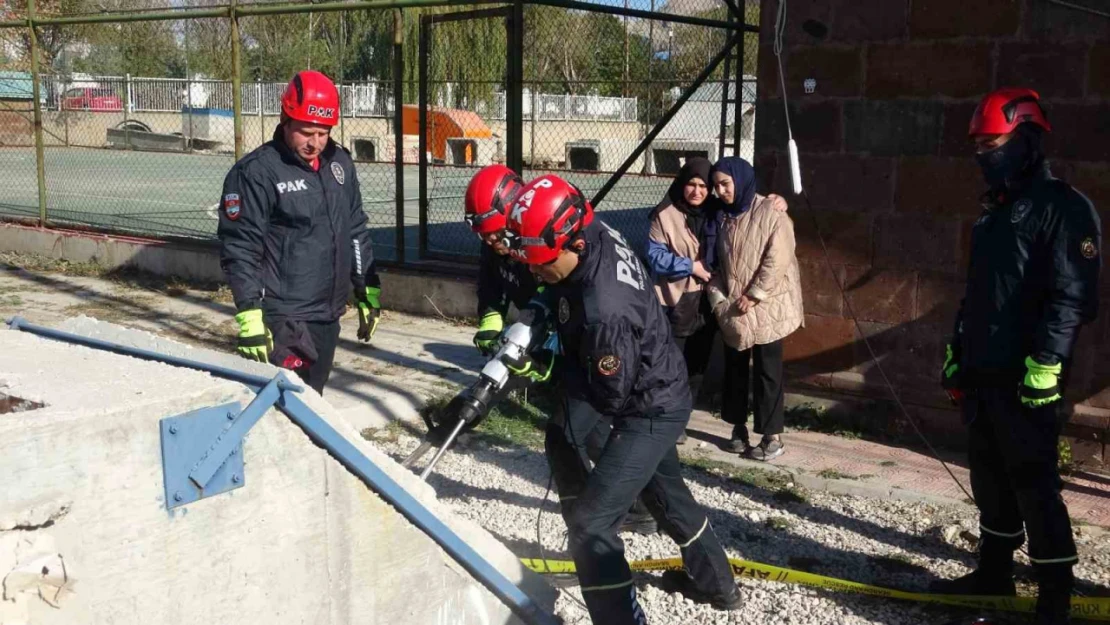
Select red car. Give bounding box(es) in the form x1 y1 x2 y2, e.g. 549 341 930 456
61 87 123 112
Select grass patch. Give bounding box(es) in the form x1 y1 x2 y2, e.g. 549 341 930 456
879 460 897 467
816 468 858 481
681 454 793 491
1059 438 1074 476
765 517 793 531
785 401 894 441
0 251 107 277
418 386 557 451
361 420 407 444
0 251 232 302
773 486 810 505
0 294 24 307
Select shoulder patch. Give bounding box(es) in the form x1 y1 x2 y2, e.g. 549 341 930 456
223 193 241 221
1081 237 1098 260
1011 199 1032 224
597 354 621 376
331 162 345 185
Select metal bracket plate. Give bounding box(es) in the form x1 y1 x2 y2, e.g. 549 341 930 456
161 402 244 510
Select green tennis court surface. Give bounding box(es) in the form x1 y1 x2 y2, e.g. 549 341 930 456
1 147 670 261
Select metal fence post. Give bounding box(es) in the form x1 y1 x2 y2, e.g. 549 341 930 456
231 2 244 160
418 14 429 258
27 0 47 227
529 87 535 167
257 79 264 147
124 73 132 147
505 0 524 174
184 74 192 151
393 8 405 264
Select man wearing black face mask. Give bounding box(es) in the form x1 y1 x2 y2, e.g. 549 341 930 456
930 88 1101 625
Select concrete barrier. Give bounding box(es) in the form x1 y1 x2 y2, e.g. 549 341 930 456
0 224 482 320
0 317 556 624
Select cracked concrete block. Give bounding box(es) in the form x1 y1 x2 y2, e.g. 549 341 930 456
0 318 556 625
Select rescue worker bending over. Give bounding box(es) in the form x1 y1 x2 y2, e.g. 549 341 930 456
462 164 659 536
931 88 1101 625
465 164 537 356
504 175 741 624
217 70 382 394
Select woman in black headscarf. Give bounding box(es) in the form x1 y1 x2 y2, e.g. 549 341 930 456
646 157 721 394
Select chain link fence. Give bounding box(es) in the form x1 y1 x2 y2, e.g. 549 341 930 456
0 0 758 268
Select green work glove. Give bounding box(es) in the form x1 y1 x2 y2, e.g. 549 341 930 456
940 344 963 405
356 286 381 342
473 311 504 356
505 349 555 384
1022 356 1062 408
234 308 272 363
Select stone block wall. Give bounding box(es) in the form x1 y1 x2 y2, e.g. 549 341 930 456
753 0 1110 439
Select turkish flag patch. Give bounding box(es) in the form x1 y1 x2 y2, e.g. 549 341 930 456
597 355 621 376
224 193 241 221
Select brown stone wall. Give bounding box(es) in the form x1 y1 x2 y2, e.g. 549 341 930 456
754 0 1110 439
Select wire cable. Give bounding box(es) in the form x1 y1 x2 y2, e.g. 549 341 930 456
1045 0 1110 20
773 0 792 139
772 0 974 504
798 189 976 504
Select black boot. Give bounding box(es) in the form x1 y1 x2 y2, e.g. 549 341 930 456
619 512 658 535
929 538 1017 596
1034 563 1074 625
659 569 742 610
619 499 658 536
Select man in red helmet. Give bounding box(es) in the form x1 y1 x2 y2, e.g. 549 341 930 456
931 88 1100 624
503 175 741 624
461 164 660 536
465 164 536 355
217 70 382 394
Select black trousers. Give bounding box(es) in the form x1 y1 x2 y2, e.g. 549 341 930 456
721 339 785 436
547 405 735 625
546 397 650 517
673 312 718 378
965 387 1076 565
270 319 340 395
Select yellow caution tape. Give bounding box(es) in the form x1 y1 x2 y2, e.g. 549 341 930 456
521 557 1110 620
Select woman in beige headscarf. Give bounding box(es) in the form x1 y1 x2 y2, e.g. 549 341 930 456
707 157 803 461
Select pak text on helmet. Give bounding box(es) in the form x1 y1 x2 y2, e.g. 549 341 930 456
504 174 594 265
281 70 340 128
465 164 525 234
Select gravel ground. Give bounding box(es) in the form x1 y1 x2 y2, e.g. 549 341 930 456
370 430 1110 625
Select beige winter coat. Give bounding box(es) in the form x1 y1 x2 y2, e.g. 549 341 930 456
709 193 804 352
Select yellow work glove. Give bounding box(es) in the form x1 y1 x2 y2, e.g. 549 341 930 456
234 308 272 363
356 286 381 342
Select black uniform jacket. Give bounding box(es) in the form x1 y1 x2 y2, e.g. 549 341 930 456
953 162 1101 386
545 220 691 418
218 127 380 321
477 243 540 318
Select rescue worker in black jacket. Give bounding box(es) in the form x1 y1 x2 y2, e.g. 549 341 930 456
217 70 381 395
462 164 659 536
931 88 1101 625
504 175 740 624
464 164 537 356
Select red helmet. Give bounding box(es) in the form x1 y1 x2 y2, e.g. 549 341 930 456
504 175 594 265
969 87 1051 137
281 70 339 127
464 164 524 234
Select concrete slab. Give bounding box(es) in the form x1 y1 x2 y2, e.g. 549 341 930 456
0 317 555 625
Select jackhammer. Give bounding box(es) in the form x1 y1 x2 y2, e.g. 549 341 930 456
403 316 550 480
